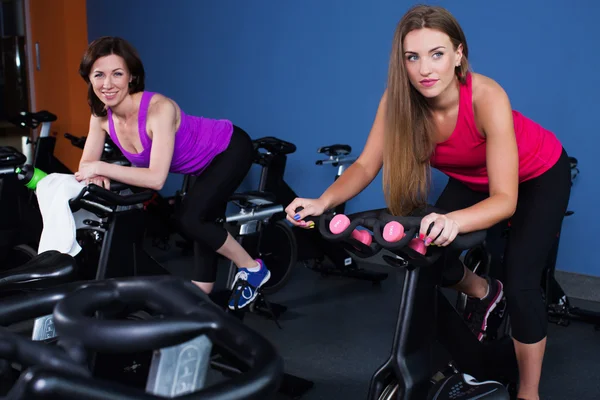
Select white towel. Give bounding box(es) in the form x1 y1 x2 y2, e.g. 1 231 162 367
36 173 99 257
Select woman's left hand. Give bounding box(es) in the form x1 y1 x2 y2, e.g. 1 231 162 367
419 212 461 247
75 161 101 181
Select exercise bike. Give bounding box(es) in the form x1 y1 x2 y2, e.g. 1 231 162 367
0 131 130 269
0 275 284 399
145 136 300 296
0 146 42 268
209 190 314 399
0 165 170 337
317 208 517 399
308 142 389 283
9 109 71 174
253 136 387 285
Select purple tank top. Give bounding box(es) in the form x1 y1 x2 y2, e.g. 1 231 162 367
106 91 233 175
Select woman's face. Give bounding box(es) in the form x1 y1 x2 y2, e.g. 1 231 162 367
403 28 463 99
89 54 132 108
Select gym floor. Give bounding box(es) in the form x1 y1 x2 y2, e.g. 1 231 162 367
152 241 600 400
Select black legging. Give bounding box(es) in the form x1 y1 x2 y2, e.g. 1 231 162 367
436 148 571 344
175 125 254 283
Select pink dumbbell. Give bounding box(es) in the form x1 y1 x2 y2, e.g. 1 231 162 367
382 221 425 254
382 221 405 242
329 214 372 246
408 238 427 255
351 229 372 246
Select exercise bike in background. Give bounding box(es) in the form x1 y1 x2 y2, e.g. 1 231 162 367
254 137 388 285
9 110 71 174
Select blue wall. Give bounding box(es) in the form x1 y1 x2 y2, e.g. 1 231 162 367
86 0 598 277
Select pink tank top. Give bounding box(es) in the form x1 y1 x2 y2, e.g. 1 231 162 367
429 73 563 192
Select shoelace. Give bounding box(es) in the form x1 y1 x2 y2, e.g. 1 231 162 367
237 271 249 281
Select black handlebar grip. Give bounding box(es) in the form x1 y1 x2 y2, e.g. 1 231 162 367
52 284 212 352
86 183 154 206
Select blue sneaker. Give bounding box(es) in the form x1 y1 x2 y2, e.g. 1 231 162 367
228 259 271 310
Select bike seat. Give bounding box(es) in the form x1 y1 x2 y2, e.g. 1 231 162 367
10 110 57 129
0 251 78 292
230 191 277 207
429 374 509 400
253 136 297 155
317 144 352 157
0 146 26 168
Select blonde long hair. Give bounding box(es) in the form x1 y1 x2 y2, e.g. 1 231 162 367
384 5 470 216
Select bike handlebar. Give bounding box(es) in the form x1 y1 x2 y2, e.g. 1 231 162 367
53 276 283 399
0 276 284 400
64 133 87 150
318 208 486 266
69 183 154 215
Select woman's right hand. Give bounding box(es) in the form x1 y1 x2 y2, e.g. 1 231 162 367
285 197 328 229
86 175 111 189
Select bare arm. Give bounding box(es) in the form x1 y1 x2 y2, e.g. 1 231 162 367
79 115 107 166
94 100 177 190
286 90 388 224
320 90 388 209
443 80 519 237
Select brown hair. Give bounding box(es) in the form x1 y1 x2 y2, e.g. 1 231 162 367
384 5 470 216
79 36 145 117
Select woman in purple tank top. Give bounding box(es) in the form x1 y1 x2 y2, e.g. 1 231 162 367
74 36 271 311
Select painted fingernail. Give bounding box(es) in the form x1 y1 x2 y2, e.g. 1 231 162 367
308 221 315 228
419 233 425 241
294 214 301 220
300 220 307 226
425 238 433 246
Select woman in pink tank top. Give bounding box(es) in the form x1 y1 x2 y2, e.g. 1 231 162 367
73 37 272 311
286 5 571 399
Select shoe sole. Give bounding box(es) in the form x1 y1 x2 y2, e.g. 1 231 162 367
228 270 272 310
477 281 504 342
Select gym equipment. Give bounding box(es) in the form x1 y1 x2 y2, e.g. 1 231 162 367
220 192 296 305
209 195 314 399
0 132 129 269
309 143 389 283
254 137 387 284
0 275 284 399
9 110 72 174
0 172 166 341
0 146 41 268
146 137 300 295
58 178 167 281
318 208 517 400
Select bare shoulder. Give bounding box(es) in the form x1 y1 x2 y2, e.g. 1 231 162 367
90 113 108 133
148 93 180 117
471 72 509 106
146 93 181 135
147 93 181 128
